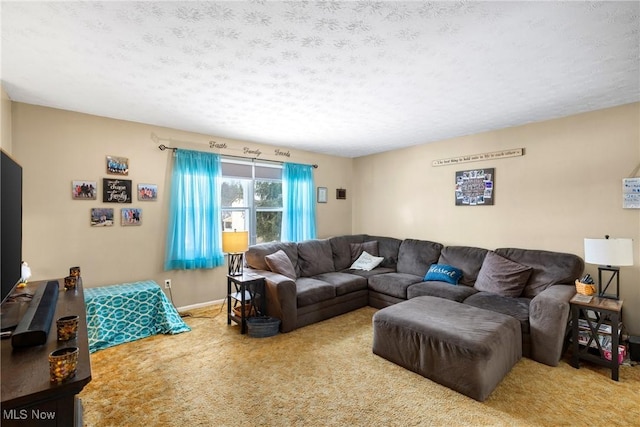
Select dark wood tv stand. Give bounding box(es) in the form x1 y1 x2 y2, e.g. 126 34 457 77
1 279 92 426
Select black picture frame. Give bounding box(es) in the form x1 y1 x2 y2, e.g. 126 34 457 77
102 178 132 203
455 168 494 206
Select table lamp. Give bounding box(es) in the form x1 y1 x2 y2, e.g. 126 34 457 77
222 230 249 276
583 235 633 299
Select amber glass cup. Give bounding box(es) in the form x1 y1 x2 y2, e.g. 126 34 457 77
49 347 79 383
64 276 77 290
56 315 79 341
69 266 81 277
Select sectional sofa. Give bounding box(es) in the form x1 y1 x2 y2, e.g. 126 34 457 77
244 234 583 367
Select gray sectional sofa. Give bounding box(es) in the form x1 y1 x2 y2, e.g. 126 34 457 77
244 234 583 367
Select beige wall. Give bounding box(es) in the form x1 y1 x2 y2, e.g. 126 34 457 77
10 103 353 308
9 100 640 334
1 86 12 152
353 103 640 334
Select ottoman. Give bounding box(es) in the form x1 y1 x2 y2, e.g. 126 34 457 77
372 296 522 401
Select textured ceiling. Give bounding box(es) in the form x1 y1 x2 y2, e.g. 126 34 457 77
2 1 639 158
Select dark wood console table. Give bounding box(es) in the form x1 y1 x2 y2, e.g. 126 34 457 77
1 279 92 426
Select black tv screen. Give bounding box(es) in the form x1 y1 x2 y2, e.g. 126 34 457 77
1 149 22 303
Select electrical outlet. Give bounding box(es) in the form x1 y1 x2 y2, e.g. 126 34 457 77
164 279 171 289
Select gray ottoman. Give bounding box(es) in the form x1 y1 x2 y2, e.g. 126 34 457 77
372 296 522 401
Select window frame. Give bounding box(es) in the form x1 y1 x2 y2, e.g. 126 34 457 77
220 158 283 245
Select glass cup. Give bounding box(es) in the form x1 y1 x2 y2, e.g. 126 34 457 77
64 275 77 290
69 266 81 277
56 315 79 341
49 347 79 383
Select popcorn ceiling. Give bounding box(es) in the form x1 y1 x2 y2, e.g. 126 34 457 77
2 1 638 157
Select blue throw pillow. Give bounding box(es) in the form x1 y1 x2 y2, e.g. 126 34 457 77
424 264 463 285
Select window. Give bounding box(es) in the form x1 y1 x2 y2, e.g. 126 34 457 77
220 159 283 245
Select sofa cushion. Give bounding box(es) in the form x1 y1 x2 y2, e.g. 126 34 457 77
313 272 368 296
350 251 385 271
438 246 489 286
342 266 395 278
264 249 297 279
366 235 402 268
329 235 367 271
474 252 532 298
396 239 443 277
495 248 584 298
295 277 336 307
424 264 463 285
408 281 478 302
350 240 379 263
245 241 299 273
298 239 335 277
368 272 425 299
463 292 531 335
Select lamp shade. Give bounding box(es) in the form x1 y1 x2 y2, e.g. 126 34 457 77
584 238 634 266
222 231 249 254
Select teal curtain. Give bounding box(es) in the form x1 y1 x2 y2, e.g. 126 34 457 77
164 149 225 270
282 162 317 242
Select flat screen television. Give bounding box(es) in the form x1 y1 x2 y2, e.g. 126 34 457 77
1 149 23 304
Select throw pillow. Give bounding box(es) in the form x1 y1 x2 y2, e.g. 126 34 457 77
349 251 385 271
424 264 463 285
474 251 532 297
265 250 297 280
350 240 379 263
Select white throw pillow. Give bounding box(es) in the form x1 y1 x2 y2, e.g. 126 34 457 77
349 251 384 271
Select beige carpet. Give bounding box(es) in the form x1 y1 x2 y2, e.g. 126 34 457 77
80 305 640 426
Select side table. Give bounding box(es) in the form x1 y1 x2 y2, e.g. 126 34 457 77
227 273 266 334
570 295 623 381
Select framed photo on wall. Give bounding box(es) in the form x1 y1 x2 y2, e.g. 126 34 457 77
106 155 129 176
121 208 142 226
90 208 114 227
137 184 158 201
455 168 494 206
72 180 97 200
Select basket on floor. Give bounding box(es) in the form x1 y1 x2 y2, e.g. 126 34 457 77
246 317 280 338
575 280 596 296
233 304 255 318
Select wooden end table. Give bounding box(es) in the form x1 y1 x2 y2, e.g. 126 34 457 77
570 294 623 381
227 273 266 334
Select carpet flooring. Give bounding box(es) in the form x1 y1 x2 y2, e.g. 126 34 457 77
80 305 640 426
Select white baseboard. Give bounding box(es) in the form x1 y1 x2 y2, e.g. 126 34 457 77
177 298 225 313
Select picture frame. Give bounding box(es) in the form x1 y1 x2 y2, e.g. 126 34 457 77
90 208 114 227
121 208 142 226
72 180 97 200
336 188 347 200
103 178 132 203
137 184 158 201
106 155 129 176
455 168 494 206
317 187 328 203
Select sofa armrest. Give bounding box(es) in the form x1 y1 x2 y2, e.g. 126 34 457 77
245 268 297 333
529 284 575 366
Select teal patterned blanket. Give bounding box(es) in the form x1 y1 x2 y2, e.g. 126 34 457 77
84 280 190 353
